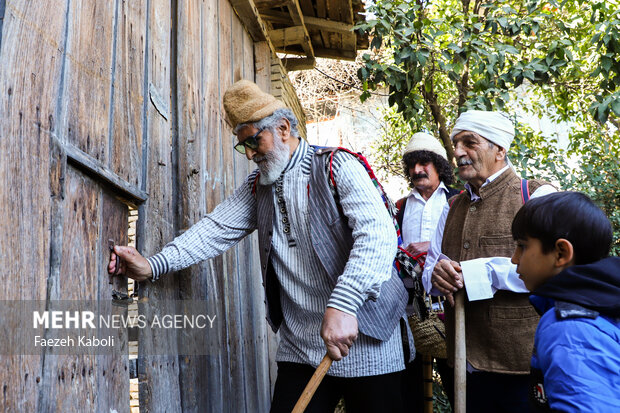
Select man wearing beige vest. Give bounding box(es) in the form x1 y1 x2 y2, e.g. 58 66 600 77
421 110 556 412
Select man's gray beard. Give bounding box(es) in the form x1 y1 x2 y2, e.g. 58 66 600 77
256 132 290 185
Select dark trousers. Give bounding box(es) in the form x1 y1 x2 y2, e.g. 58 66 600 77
466 371 531 413
403 352 454 412
270 362 405 413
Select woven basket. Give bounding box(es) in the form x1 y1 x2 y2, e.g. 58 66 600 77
408 296 447 359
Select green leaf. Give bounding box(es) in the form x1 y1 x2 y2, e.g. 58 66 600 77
612 99 620 116
504 45 519 54
424 78 432 93
596 102 609 123
448 43 463 53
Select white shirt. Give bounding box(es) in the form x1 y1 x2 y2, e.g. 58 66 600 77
422 165 557 299
401 182 450 245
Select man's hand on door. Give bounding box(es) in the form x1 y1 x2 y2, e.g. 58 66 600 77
108 246 153 281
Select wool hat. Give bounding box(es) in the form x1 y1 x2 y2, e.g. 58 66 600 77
223 79 285 132
450 110 515 150
402 132 448 160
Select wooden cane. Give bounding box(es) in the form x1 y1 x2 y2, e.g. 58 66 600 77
454 289 466 413
423 354 434 413
291 353 333 413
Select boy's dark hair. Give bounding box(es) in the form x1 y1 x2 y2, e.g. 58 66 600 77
511 191 613 265
402 150 454 186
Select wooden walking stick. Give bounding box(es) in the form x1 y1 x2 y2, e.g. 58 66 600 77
454 289 466 413
291 353 333 413
423 354 434 413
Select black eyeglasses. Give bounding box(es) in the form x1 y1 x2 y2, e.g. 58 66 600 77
234 128 264 154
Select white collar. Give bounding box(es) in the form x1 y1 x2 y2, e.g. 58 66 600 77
465 165 509 200
408 181 448 201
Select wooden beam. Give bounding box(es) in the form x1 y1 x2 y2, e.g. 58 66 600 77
273 46 356 60
229 0 268 42
281 57 316 71
286 0 314 58
260 10 354 34
255 0 289 10
64 143 148 204
313 47 356 60
269 26 305 48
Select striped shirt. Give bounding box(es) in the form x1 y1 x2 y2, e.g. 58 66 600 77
147 139 404 377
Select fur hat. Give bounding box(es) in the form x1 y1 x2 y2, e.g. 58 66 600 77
402 132 448 160
223 80 285 132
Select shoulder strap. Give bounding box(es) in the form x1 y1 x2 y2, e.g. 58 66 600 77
251 173 260 197
317 146 403 244
521 179 530 204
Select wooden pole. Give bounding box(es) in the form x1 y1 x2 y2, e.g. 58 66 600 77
423 354 434 413
454 290 466 413
291 354 333 413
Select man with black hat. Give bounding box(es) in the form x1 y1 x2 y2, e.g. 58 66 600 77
108 80 409 412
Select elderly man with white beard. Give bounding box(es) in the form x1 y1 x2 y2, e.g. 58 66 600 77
108 80 409 412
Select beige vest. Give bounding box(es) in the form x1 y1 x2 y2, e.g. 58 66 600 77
442 168 547 374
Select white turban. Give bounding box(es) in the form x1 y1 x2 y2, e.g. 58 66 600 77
450 110 515 150
402 132 448 160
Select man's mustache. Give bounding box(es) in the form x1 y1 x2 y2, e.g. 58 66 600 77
457 159 473 167
410 173 428 180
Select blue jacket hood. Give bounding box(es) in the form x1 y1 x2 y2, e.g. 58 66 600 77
532 257 620 318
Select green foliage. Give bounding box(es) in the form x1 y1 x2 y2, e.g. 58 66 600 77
357 0 620 129
514 129 620 256
357 0 620 255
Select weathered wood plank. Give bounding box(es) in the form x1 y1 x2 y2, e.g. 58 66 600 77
254 41 272 91
65 142 148 203
255 0 289 10
0 0 6 50
251 39 280 408
221 9 249 413
229 0 266 42
60 0 116 164
37 166 101 413
282 56 316 71
287 0 314 58
215 1 239 411
137 0 183 412
325 0 342 51
261 10 354 34
96 189 130 413
269 25 305 48
261 10 353 33
175 0 213 411
238 27 265 413
111 0 147 188
0 0 68 411
315 0 329 48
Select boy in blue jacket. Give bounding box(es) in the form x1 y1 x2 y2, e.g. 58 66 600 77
510 191 620 412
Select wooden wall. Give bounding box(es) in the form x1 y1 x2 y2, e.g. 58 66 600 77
0 0 280 411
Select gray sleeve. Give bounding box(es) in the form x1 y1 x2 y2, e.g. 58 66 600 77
147 170 259 280
325 153 397 315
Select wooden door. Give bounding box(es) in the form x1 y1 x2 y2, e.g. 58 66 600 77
0 0 150 411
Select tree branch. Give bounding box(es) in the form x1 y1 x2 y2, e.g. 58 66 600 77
421 83 455 165
457 66 470 108
462 0 471 15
